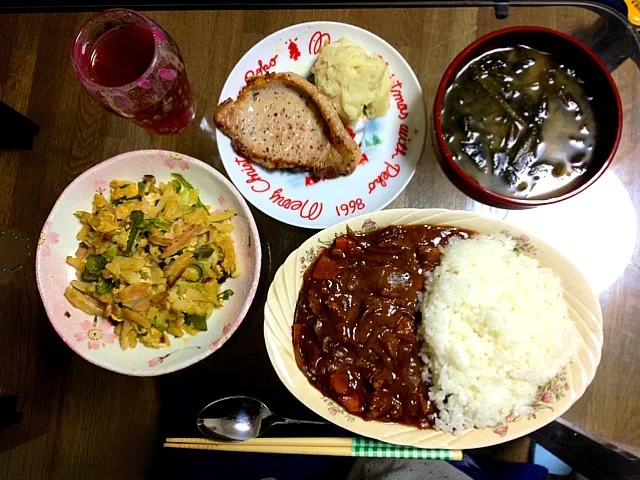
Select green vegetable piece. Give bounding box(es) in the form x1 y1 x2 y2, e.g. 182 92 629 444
473 76 527 126
196 246 214 260
217 289 234 301
178 188 200 207
85 255 107 275
81 273 99 283
125 210 145 256
171 173 207 211
138 175 156 196
183 263 204 282
171 173 195 190
185 314 208 331
130 210 144 224
153 310 169 332
139 218 171 231
103 244 119 262
96 277 114 294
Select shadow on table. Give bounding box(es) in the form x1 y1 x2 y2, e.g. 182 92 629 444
0 276 73 454
150 372 355 480
149 448 354 480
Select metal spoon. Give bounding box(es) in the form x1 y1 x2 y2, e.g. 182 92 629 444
197 395 327 442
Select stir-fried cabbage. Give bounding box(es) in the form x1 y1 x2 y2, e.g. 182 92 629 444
64 174 238 350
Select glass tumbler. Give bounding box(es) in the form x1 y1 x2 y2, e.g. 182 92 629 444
72 9 196 134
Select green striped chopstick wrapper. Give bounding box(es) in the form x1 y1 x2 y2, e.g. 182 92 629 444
351 437 461 460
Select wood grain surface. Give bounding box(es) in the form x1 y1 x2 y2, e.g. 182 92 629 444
0 6 639 479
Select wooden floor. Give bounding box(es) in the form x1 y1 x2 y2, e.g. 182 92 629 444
1 6 639 479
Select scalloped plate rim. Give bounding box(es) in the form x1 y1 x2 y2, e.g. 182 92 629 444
263 208 603 449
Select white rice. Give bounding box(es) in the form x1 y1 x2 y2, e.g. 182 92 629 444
419 234 578 433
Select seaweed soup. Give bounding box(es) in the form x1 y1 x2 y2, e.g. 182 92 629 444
441 45 597 199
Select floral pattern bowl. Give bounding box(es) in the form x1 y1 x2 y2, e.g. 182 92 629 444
264 208 603 449
36 150 261 376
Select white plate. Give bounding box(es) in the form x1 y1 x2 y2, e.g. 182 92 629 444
216 22 426 229
36 150 261 376
264 208 603 448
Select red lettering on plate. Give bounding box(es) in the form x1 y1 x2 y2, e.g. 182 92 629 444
391 79 409 120
335 198 366 217
244 54 278 82
391 123 410 159
368 161 401 194
269 188 323 221
234 157 271 193
286 38 301 61
302 201 323 221
308 31 331 55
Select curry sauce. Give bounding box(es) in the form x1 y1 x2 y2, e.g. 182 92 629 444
293 225 472 428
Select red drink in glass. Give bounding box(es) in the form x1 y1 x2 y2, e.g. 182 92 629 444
72 9 195 134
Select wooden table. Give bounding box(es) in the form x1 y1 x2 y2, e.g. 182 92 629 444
1 5 639 478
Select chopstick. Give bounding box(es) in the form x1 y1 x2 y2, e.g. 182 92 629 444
164 437 463 460
167 437 353 446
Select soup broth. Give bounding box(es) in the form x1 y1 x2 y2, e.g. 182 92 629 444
441 46 596 199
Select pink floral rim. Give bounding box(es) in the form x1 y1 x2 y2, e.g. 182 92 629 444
492 369 570 437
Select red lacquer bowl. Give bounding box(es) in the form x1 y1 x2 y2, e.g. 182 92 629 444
433 26 622 209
